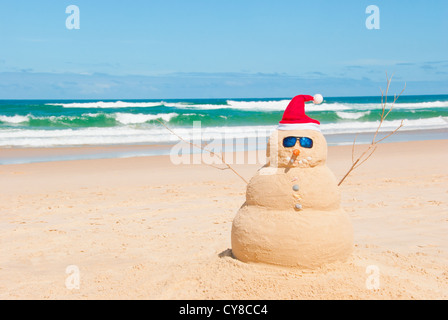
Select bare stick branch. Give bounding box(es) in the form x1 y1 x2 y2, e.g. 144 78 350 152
156 119 249 184
353 145 377 170
351 134 358 164
338 159 359 187
206 163 230 171
375 120 404 144
338 74 405 186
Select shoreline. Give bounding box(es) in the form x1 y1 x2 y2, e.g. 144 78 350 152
1 127 447 165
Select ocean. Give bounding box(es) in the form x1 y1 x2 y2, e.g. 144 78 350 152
0 95 447 163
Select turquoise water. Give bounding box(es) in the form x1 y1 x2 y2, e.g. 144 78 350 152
0 95 447 148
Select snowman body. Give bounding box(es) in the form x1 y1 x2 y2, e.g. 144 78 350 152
231 127 354 268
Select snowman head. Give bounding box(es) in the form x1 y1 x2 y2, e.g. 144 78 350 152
267 129 327 168
266 94 326 168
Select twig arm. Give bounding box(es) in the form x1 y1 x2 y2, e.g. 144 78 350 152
338 74 405 186
156 119 249 184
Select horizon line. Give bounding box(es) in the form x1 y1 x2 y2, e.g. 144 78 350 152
1 93 448 101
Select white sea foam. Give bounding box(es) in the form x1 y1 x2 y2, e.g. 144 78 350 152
0 115 30 124
175 101 351 112
225 100 350 112
0 127 179 148
336 111 371 120
332 101 448 111
47 101 163 108
226 100 290 111
0 112 179 125
44 99 448 112
224 100 448 112
322 116 448 134
115 113 178 124
0 117 446 148
390 100 448 109
0 125 275 148
162 102 228 110
271 100 448 114
46 99 351 111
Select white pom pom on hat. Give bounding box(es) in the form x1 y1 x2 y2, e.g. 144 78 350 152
313 94 323 105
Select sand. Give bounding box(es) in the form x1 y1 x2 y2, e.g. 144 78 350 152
0 139 447 300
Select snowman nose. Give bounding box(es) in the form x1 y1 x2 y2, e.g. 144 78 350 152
289 149 301 164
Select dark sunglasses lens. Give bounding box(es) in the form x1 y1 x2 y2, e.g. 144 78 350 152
283 136 297 148
299 137 313 148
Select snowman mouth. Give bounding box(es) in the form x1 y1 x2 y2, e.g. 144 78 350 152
298 157 313 166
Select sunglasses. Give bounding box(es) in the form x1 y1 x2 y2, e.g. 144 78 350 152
282 136 313 148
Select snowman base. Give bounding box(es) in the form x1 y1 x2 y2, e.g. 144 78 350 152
231 206 353 268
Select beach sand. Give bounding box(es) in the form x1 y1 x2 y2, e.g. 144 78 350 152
0 139 447 300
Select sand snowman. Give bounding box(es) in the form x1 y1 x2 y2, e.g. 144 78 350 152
231 94 353 268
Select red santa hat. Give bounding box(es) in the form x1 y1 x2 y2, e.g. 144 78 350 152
277 94 322 132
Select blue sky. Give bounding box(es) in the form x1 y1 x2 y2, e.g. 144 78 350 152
0 0 447 99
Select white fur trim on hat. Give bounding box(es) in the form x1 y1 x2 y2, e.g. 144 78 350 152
277 123 321 132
